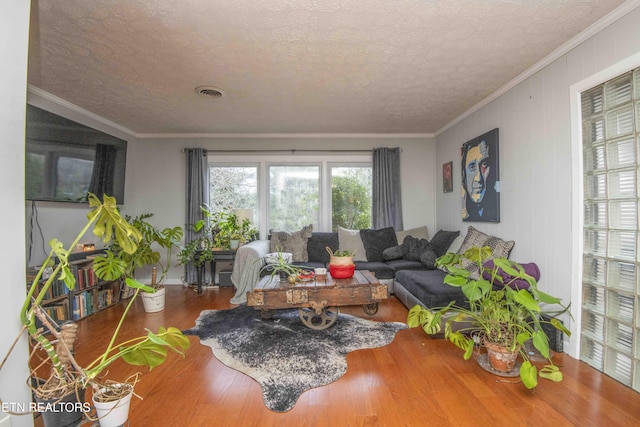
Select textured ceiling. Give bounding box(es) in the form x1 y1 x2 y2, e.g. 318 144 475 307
27 0 626 136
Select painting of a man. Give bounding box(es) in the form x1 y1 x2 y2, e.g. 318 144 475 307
461 128 500 222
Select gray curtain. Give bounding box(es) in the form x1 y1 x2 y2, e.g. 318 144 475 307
372 147 403 230
88 144 117 201
184 148 209 284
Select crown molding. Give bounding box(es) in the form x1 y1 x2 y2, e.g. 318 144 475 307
136 132 434 139
27 84 138 138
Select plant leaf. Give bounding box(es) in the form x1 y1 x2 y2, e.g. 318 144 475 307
461 279 490 301
406 305 425 328
539 365 563 382
444 274 468 287
519 360 538 389
536 290 562 305
447 332 474 359
92 251 128 281
512 289 541 312
162 326 191 351
125 277 156 293
532 330 550 359
121 340 169 369
550 318 571 337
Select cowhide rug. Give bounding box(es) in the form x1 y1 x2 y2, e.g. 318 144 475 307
184 305 407 412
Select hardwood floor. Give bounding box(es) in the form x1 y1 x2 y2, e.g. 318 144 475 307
36 286 640 427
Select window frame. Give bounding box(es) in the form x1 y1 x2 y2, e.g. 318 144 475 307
207 153 371 238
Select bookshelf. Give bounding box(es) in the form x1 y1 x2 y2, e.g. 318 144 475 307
27 250 129 322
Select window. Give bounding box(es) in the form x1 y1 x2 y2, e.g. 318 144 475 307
208 154 371 236
581 66 640 391
209 163 258 221
331 166 372 231
268 165 320 230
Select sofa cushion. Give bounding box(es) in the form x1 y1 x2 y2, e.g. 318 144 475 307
382 244 404 261
360 227 398 262
337 226 367 261
429 230 461 257
306 232 339 263
269 224 313 262
395 269 471 310
353 261 395 280
395 226 429 243
385 258 426 271
420 251 438 269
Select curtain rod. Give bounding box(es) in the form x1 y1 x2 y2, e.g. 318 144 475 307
182 148 400 153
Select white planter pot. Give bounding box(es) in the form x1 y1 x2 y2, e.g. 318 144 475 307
92 384 133 427
141 287 165 313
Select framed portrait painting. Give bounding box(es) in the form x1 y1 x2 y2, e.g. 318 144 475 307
461 128 500 222
443 161 453 193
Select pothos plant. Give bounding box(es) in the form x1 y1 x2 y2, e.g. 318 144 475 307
407 246 571 389
1 194 189 407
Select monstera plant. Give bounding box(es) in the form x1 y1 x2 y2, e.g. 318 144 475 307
1 194 189 426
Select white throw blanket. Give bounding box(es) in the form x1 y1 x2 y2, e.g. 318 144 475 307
230 240 270 304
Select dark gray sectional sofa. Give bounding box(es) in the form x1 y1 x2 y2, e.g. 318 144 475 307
256 227 470 310
233 225 514 310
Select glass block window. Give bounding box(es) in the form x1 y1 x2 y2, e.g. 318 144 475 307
581 66 640 391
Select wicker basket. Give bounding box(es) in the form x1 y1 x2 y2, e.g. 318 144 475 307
326 247 355 278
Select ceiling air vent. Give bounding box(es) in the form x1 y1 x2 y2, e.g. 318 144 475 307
195 86 225 98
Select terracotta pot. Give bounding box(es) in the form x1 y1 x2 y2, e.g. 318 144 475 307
484 341 519 373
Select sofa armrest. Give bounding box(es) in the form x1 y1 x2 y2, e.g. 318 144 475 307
230 240 271 304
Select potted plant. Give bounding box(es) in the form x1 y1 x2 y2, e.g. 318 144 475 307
259 250 312 284
94 213 184 313
326 247 356 278
407 246 571 389
1 194 190 426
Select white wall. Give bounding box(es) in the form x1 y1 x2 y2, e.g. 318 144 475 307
435 5 640 358
25 128 435 284
1 2 35 426
131 135 435 283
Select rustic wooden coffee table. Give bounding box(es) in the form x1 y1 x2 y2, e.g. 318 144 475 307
247 270 388 330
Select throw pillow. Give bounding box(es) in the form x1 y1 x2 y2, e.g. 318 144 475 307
360 227 398 262
269 224 313 262
382 245 404 261
429 229 461 257
337 226 367 261
264 252 293 265
395 226 429 243
306 232 339 264
457 226 515 279
420 250 438 269
457 226 515 258
402 235 433 262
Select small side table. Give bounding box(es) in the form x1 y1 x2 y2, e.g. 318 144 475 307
211 249 236 286
195 249 237 294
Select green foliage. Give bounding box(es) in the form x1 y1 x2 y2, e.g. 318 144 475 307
9 194 190 400
258 249 308 281
178 205 256 267
408 246 571 389
93 213 183 287
331 171 371 231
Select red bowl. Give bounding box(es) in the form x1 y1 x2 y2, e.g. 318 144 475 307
329 264 355 279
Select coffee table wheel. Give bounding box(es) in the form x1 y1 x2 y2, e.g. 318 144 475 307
259 309 274 319
298 307 339 330
363 303 379 315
